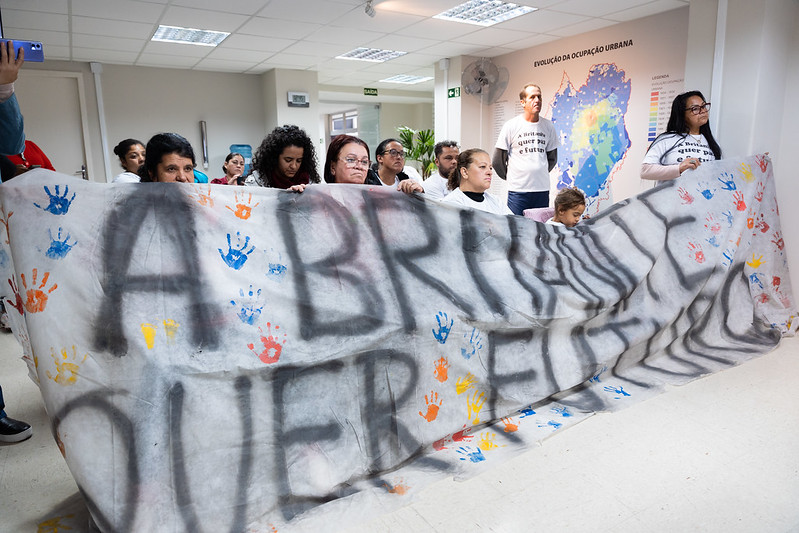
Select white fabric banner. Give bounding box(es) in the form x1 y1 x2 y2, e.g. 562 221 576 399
0 154 793 532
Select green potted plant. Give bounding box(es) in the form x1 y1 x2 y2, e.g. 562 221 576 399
397 126 436 179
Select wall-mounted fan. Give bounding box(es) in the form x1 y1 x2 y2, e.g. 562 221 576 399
461 58 509 105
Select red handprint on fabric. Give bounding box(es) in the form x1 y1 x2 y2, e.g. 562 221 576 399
247 322 286 364
733 191 746 212
755 182 765 202
755 214 770 234
772 231 785 251
6 278 23 315
755 154 768 172
688 242 705 264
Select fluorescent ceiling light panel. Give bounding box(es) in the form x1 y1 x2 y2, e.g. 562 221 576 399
433 0 536 27
336 47 407 62
380 75 434 84
152 25 230 47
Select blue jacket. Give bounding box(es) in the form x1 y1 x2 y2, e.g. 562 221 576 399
0 93 24 156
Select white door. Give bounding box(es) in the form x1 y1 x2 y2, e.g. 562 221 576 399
14 71 94 181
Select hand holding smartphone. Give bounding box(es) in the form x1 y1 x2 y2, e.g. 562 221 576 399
0 39 44 62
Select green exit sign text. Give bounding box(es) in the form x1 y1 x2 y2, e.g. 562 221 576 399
448 87 461 98
364 88 378 96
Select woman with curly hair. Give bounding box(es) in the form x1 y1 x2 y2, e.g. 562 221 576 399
251 125 320 189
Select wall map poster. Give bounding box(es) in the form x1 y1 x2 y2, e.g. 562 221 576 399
489 7 690 210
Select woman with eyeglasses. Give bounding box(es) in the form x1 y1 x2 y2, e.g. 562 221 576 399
324 134 372 184
366 138 423 193
641 90 722 180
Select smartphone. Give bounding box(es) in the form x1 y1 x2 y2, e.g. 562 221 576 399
0 39 44 62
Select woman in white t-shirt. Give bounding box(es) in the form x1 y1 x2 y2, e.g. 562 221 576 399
442 148 512 216
641 90 722 181
112 138 145 183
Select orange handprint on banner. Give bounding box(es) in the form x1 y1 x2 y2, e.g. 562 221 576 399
226 191 260 220
419 390 442 422
20 269 57 313
433 356 449 383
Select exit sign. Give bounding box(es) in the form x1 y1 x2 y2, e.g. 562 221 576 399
364 88 378 96
448 87 461 98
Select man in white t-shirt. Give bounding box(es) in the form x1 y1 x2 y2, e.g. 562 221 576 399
493 83 559 215
423 140 459 200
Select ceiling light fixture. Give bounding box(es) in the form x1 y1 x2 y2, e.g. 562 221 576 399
365 0 376 18
380 75 434 84
151 25 230 46
336 47 407 62
433 0 536 27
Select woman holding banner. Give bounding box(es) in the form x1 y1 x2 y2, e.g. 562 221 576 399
641 90 722 180
442 148 512 215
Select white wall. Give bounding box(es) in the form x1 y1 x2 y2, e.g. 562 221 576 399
18 60 433 184
19 61 267 182
378 102 433 144
262 68 320 144
770 2 799 297
684 0 799 302
101 64 266 180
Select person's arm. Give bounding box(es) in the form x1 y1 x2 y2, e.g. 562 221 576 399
397 180 423 194
0 42 25 156
546 148 557 172
492 148 508 180
640 163 680 181
640 157 701 181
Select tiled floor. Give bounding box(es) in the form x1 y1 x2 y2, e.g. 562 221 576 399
2 331 798 533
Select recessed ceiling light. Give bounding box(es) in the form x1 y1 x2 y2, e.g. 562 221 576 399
336 47 407 62
151 25 230 47
380 75 434 84
433 0 536 27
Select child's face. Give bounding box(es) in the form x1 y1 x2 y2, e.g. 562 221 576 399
556 204 586 227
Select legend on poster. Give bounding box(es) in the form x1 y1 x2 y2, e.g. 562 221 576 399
648 74 684 141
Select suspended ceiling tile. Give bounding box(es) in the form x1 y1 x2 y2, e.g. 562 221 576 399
71 16 155 40
237 17 321 40
2 9 69 32
160 5 250 32
71 0 167 24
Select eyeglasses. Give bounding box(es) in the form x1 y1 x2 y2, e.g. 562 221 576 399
381 149 405 158
339 157 370 169
686 102 711 115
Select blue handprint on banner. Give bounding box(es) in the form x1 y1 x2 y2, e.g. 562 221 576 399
717 172 737 191
721 210 734 227
456 446 485 463
697 181 716 200
538 420 562 430
219 232 254 270
551 405 572 417
45 227 77 259
603 385 631 399
230 285 264 325
722 248 735 267
461 327 482 359
589 366 607 383
265 249 288 282
34 185 76 215
432 311 453 344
